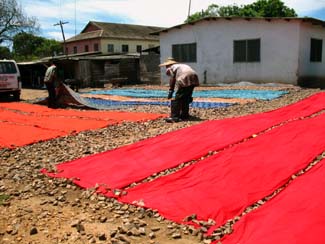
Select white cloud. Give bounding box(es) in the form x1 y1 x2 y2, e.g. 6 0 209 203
20 0 325 39
46 31 68 41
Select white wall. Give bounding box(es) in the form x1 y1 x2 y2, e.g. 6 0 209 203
101 39 159 53
160 18 302 85
298 22 325 79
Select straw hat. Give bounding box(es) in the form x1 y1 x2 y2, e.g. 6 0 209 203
159 57 177 67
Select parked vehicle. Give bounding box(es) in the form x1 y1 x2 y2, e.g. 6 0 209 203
0 60 21 101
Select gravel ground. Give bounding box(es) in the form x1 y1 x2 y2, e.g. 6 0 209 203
0 85 323 244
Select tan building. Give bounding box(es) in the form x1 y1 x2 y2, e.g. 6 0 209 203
65 21 164 55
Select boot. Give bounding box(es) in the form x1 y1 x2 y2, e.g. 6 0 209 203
165 100 181 123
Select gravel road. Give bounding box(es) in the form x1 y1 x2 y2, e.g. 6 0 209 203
0 85 323 244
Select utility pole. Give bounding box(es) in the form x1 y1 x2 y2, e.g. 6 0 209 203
54 20 69 56
188 0 192 18
74 0 77 36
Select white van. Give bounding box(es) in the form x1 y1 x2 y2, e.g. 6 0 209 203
0 60 21 101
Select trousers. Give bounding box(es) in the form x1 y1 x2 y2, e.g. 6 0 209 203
170 85 195 119
45 82 57 108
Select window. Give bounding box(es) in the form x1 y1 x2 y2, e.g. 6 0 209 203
94 43 99 52
122 44 129 52
0 62 17 74
310 38 323 62
73 46 77 54
84 45 89 52
136 45 142 53
172 43 197 62
234 39 260 62
107 44 114 53
65 47 68 54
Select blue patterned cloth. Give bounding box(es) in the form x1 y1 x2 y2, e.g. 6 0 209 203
83 98 234 109
85 89 287 100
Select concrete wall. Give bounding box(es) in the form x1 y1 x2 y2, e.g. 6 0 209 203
140 53 161 84
100 39 159 54
66 38 159 55
160 18 302 85
66 38 101 54
298 21 325 88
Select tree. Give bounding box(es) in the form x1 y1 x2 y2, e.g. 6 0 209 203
35 39 63 58
0 46 11 59
0 0 39 45
186 4 219 23
12 32 62 61
241 0 297 17
217 5 243 17
185 0 297 23
13 32 43 60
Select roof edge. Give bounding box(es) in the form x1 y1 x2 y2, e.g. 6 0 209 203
153 16 325 35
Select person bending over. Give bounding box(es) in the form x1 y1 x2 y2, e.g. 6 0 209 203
43 62 58 108
159 57 200 123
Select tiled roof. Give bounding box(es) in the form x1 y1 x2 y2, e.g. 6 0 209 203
66 30 103 42
66 21 165 43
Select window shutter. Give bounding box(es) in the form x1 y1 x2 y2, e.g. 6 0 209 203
234 40 246 62
247 39 260 62
310 38 323 62
172 43 197 62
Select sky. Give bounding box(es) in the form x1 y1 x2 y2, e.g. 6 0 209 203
18 0 325 41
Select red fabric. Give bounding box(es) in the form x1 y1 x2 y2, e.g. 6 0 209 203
0 103 165 148
0 109 112 133
0 121 66 148
0 102 166 121
0 102 53 113
42 92 325 190
220 159 325 244
119 113 325 232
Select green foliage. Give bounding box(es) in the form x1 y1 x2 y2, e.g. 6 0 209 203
13 32 43 60
185 0 297 23
242 0 297 17
12 32 62 61
186 4 219 23
35 39 63 58
0 46 12 59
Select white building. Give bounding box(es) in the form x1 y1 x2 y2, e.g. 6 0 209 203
158 17 325 88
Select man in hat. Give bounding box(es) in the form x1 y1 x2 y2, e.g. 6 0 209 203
159 57 200 122
43 61 58 108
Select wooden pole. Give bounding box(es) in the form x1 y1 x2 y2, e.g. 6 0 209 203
54 20 69 56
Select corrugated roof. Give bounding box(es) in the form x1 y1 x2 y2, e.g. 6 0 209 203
153 17 325 35
17 51 103 64
71 53 140 61
66 21 165 43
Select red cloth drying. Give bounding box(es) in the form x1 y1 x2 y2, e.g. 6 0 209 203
0 109 111 133
43 93 325 190
0 102 166 121
0 121 66 148
220 159 325 244
119 113 325 233
0 102 165 148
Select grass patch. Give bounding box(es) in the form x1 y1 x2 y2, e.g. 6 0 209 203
0 194 10 205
